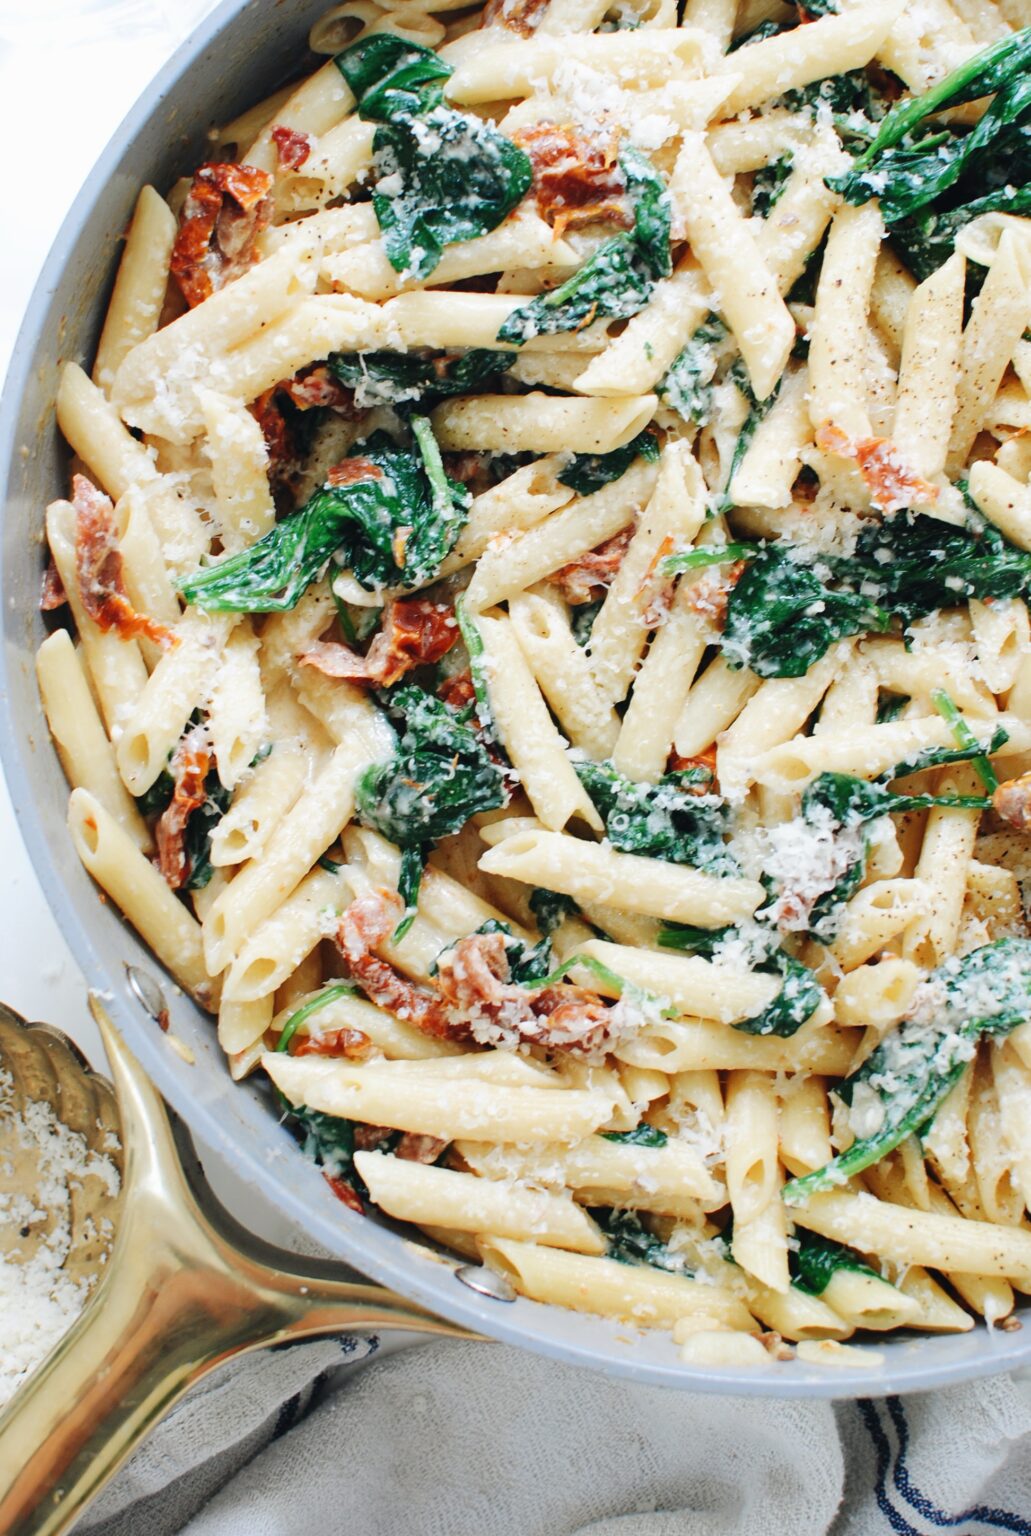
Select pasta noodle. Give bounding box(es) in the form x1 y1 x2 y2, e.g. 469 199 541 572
35 0 1031 1357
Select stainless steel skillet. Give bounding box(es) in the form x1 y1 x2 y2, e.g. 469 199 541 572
1 0 1029 1401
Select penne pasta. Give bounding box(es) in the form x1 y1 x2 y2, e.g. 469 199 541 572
36 1 1031 1356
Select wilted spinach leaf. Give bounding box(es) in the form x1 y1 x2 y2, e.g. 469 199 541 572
620 143 673 280
574 759 736 875
828 27 1031 276
454 596 496 737
291 1107 358 1182
659 319 726 426
662 544 761 577
335 32 449 116
786 67 892 126
791 1231 881 1296
336 33 532 281
528 887 580 937
837 27 1031 177
752 153 794 218
835 75 1031 226
729 19 785 50
734 952 824 1038
657 921 823 1037
134 769 174 819
662 350 784 507
890 186 1031 282
354 685 506 917
373 109 533 282
179 417 469 611
845 511 1031 627
876 691 909 724
497 148 670 343
433 918 553 986
767 769 992 945
497 233 654 344
133 753 229 891
601 1125 669 1148
272 982 370 1206
930 689 999 792
711 361 786 513
571 599 603 646
656 922 729 957
662 511 1031 681
719 544 888 678
558 429 659 497
328 347 514 407
180 772 231 891
393 844 425 943
730 10 892 125
592 1207 684 1271
805 770 993 828
275 982 359 1055
785 938 1031 1203
493 920 554 984
787 231 828 308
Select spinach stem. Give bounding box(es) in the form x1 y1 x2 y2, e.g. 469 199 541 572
275 982 357 1054
931 688 998 791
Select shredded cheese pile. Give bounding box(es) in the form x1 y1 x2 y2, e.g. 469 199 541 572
0 1067 120 1408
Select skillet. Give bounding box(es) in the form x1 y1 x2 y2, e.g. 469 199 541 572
3 0 1030 1396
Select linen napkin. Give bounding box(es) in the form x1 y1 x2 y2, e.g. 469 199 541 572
77 1337 1031 1536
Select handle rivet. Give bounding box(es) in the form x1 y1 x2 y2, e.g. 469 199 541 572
454 1264 516 1302
125 965 168 1023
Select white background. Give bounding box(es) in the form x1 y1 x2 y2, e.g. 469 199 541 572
0 0 221 1059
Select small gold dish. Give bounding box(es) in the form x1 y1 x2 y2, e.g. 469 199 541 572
0 997 474 1536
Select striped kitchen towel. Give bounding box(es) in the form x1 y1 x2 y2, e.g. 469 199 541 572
78 1340 1031 1536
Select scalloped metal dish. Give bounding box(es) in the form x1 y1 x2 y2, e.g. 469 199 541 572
1 0 1028 1396
0 1004 123 1293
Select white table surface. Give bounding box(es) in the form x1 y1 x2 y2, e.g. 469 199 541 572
0 0 304 1245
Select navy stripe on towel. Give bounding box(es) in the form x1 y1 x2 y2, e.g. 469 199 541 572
857 1397 1031 1535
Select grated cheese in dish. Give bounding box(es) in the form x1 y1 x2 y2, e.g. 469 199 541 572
0 1067 120 1409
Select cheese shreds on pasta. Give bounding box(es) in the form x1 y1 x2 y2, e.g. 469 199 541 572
37 1 1031 1358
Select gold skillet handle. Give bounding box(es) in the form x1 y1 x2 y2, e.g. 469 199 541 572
0 1000 474 1536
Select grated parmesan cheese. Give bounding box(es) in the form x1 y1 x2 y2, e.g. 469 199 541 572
0 1067 120 1409
762 803 869 935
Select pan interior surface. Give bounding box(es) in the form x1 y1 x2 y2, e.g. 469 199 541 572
2 0 1029 1397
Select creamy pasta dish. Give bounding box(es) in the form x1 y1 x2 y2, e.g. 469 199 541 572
38 0 1031 1364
